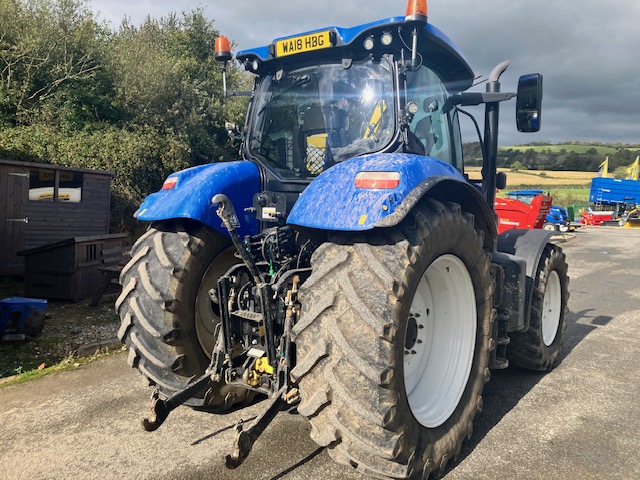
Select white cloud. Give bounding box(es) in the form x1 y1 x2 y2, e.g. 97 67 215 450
88 0 640 145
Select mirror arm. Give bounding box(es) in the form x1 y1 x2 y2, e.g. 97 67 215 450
461 92 516 105
444 92 515 113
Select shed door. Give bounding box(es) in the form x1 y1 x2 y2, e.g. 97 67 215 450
0 167 29 275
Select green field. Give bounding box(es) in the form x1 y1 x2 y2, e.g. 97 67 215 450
467 167 594 207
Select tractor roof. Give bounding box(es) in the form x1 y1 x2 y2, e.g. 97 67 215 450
236 17 475 93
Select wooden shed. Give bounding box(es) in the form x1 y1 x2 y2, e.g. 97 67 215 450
20 233 128 301
0 159 114 276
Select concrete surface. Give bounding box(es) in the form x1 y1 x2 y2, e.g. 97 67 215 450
1 226 639 480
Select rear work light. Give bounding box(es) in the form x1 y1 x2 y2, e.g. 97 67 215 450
162 176 178 190
355 171 401 189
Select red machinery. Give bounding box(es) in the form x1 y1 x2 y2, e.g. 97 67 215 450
495 195 552 234
578 209 615 226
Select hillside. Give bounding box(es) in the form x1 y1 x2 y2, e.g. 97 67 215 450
500 144 620 155
464 142 640 175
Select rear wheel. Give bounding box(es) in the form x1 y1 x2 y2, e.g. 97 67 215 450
292 199 494 478
116 220 253 409
508 244 569 371
543 222 558 231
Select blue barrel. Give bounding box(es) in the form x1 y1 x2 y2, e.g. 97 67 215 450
0 297 48 338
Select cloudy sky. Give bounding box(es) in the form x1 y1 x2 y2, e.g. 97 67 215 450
88 0 640 146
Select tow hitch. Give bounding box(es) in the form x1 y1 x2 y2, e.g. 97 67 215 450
225 386 287 468
142 372 216 432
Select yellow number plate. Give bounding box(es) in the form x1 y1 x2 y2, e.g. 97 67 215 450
275 31 332 57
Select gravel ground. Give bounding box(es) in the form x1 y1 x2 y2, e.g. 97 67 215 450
39 296 121 358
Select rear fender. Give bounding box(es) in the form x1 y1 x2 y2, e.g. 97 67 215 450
287 152 496 248
496 229 555 331
135 161 261 238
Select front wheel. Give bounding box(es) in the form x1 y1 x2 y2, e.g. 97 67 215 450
508 244 569 371
543 222 558 231
292 199 494 478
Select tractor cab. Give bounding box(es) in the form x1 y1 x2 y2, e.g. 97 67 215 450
218 13 476 215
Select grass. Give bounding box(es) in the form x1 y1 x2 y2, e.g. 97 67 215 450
466 167 594 186
0 349 123 388
0 336 65 378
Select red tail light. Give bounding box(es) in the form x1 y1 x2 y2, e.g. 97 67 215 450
162 176 178 190
355 171 400 189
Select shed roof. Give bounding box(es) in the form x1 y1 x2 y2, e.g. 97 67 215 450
0 158 114 176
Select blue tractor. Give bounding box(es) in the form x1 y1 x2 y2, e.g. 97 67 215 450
507 189 571 232
117 1 569 477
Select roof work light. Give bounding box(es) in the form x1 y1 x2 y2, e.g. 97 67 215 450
214 36 232 97
214 36 232 62
405 0 428 23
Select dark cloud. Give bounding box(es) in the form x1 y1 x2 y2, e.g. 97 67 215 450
90 0 640 145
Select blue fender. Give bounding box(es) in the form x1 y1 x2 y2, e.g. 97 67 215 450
287 153 495 240
135 161 261 238
497 228 556 331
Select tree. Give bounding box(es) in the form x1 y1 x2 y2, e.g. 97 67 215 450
0 1 251 231
511 160 524 171
107 10 250 163
0 0 109 127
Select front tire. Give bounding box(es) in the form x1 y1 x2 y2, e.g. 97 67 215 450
116 220 253 409
508 244 569 371
292 199 494 478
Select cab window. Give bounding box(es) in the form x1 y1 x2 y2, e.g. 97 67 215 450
405 65 462 170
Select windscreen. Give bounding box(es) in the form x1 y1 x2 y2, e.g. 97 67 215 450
247 58 395 178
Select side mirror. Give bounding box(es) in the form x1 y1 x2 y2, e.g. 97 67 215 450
496 171 507 190
516 73 543 132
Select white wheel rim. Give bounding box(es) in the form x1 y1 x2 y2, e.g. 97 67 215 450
542 270 562 346
543 223 556 231
404 254 476 428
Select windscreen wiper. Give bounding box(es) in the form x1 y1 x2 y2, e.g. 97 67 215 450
258 75 311 115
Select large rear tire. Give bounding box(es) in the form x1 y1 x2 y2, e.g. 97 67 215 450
116 220 253 409
508 244 569 371
292 199 494 479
